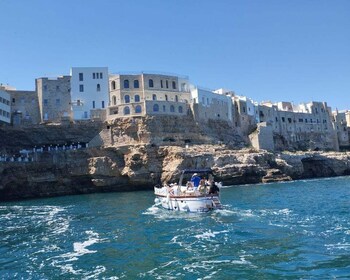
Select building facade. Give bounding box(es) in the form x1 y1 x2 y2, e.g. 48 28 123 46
36 76 71 123
108 73 191 119
0 88 11 125
256 101 338 150
332 110 349 148
7 90 40 126
191 87 233 122
70 67 109 121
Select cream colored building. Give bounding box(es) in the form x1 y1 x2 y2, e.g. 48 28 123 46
256 101 338 151
108 73 191 119
7 90 40 126
332 110 349 148
36 76 71 123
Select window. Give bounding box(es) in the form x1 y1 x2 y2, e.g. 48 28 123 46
92 101 95 109
170 105 175 112
161 80 163 88
149 79 154 88
79 84 84 92
165 95 168 101
152 94 157 101
43 85 47 91
281 117 285 122
166 80 169 88
102 101 105 108
100 72 103 79
79 73 84 81
135 95 140 102
56 99 60 105
97 84 101 91
124 106 130 115
84 111 88 118
175 95 178 102
44 99 48 105
134 80 139 88
56 85 60 91
163 105 166 112
172 81 176 89
124 95 130 103
93 73 96 79
112 96 117 105
153 104 159 112
178 106 183 113
135 105 142 113
124 79 129 88
111 81 116 90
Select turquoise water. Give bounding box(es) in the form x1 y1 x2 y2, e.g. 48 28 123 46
1 177 350 279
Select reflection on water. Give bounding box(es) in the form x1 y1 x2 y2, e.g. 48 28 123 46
1 176 350 279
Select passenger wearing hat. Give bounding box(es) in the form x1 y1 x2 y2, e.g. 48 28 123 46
191 173 201 188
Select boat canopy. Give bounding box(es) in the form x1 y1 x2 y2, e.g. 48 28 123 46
179 168 213 186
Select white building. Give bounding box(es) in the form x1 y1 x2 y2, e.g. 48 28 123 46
70 67 109 120
0 88 11 124
191 87 233 122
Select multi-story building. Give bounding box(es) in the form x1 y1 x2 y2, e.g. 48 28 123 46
0 87 11 125
108 73 191 119
191 87 233 122
256 101 338 150
70 67 109 121
36 76 71 123
7 89 40 126
332 110 349 148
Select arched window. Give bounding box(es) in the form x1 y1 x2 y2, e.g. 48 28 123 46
153 104 159 112
165 95 168 101
178 106 183 113
124 95 130 103
170 105 175 112
149 79 154 88
124 79 129 88
111 81 116 90
134 80 139 88
172 81 176 89
135 95 140 102
124 106 130 115
135 105 142 113
152 94 157 101
175 95 179 102
112 96 117 105
97 84 101 92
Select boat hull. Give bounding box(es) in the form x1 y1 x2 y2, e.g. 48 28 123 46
154 194 221 212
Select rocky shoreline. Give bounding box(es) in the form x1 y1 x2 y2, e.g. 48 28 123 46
1 117 350 202
1 143 350 201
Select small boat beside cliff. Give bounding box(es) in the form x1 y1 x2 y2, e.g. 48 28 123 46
154 168 222 212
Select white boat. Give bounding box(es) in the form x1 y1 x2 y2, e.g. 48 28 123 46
154 169 222 212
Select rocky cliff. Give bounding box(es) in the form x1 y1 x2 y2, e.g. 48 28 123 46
1 117 350 201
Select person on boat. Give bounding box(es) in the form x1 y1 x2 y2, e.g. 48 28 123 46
209 181 220 194
191 173 201 188
198 179 207 194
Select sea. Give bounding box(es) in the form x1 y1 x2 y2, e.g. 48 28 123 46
1 176 350 279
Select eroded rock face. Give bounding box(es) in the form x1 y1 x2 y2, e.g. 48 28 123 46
1 118 350 201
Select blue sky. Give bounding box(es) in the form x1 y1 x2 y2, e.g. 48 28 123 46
1 0 349 110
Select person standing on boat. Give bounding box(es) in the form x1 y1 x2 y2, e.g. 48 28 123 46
191 173 201 188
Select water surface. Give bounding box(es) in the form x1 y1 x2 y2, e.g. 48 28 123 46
1 176 350 279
